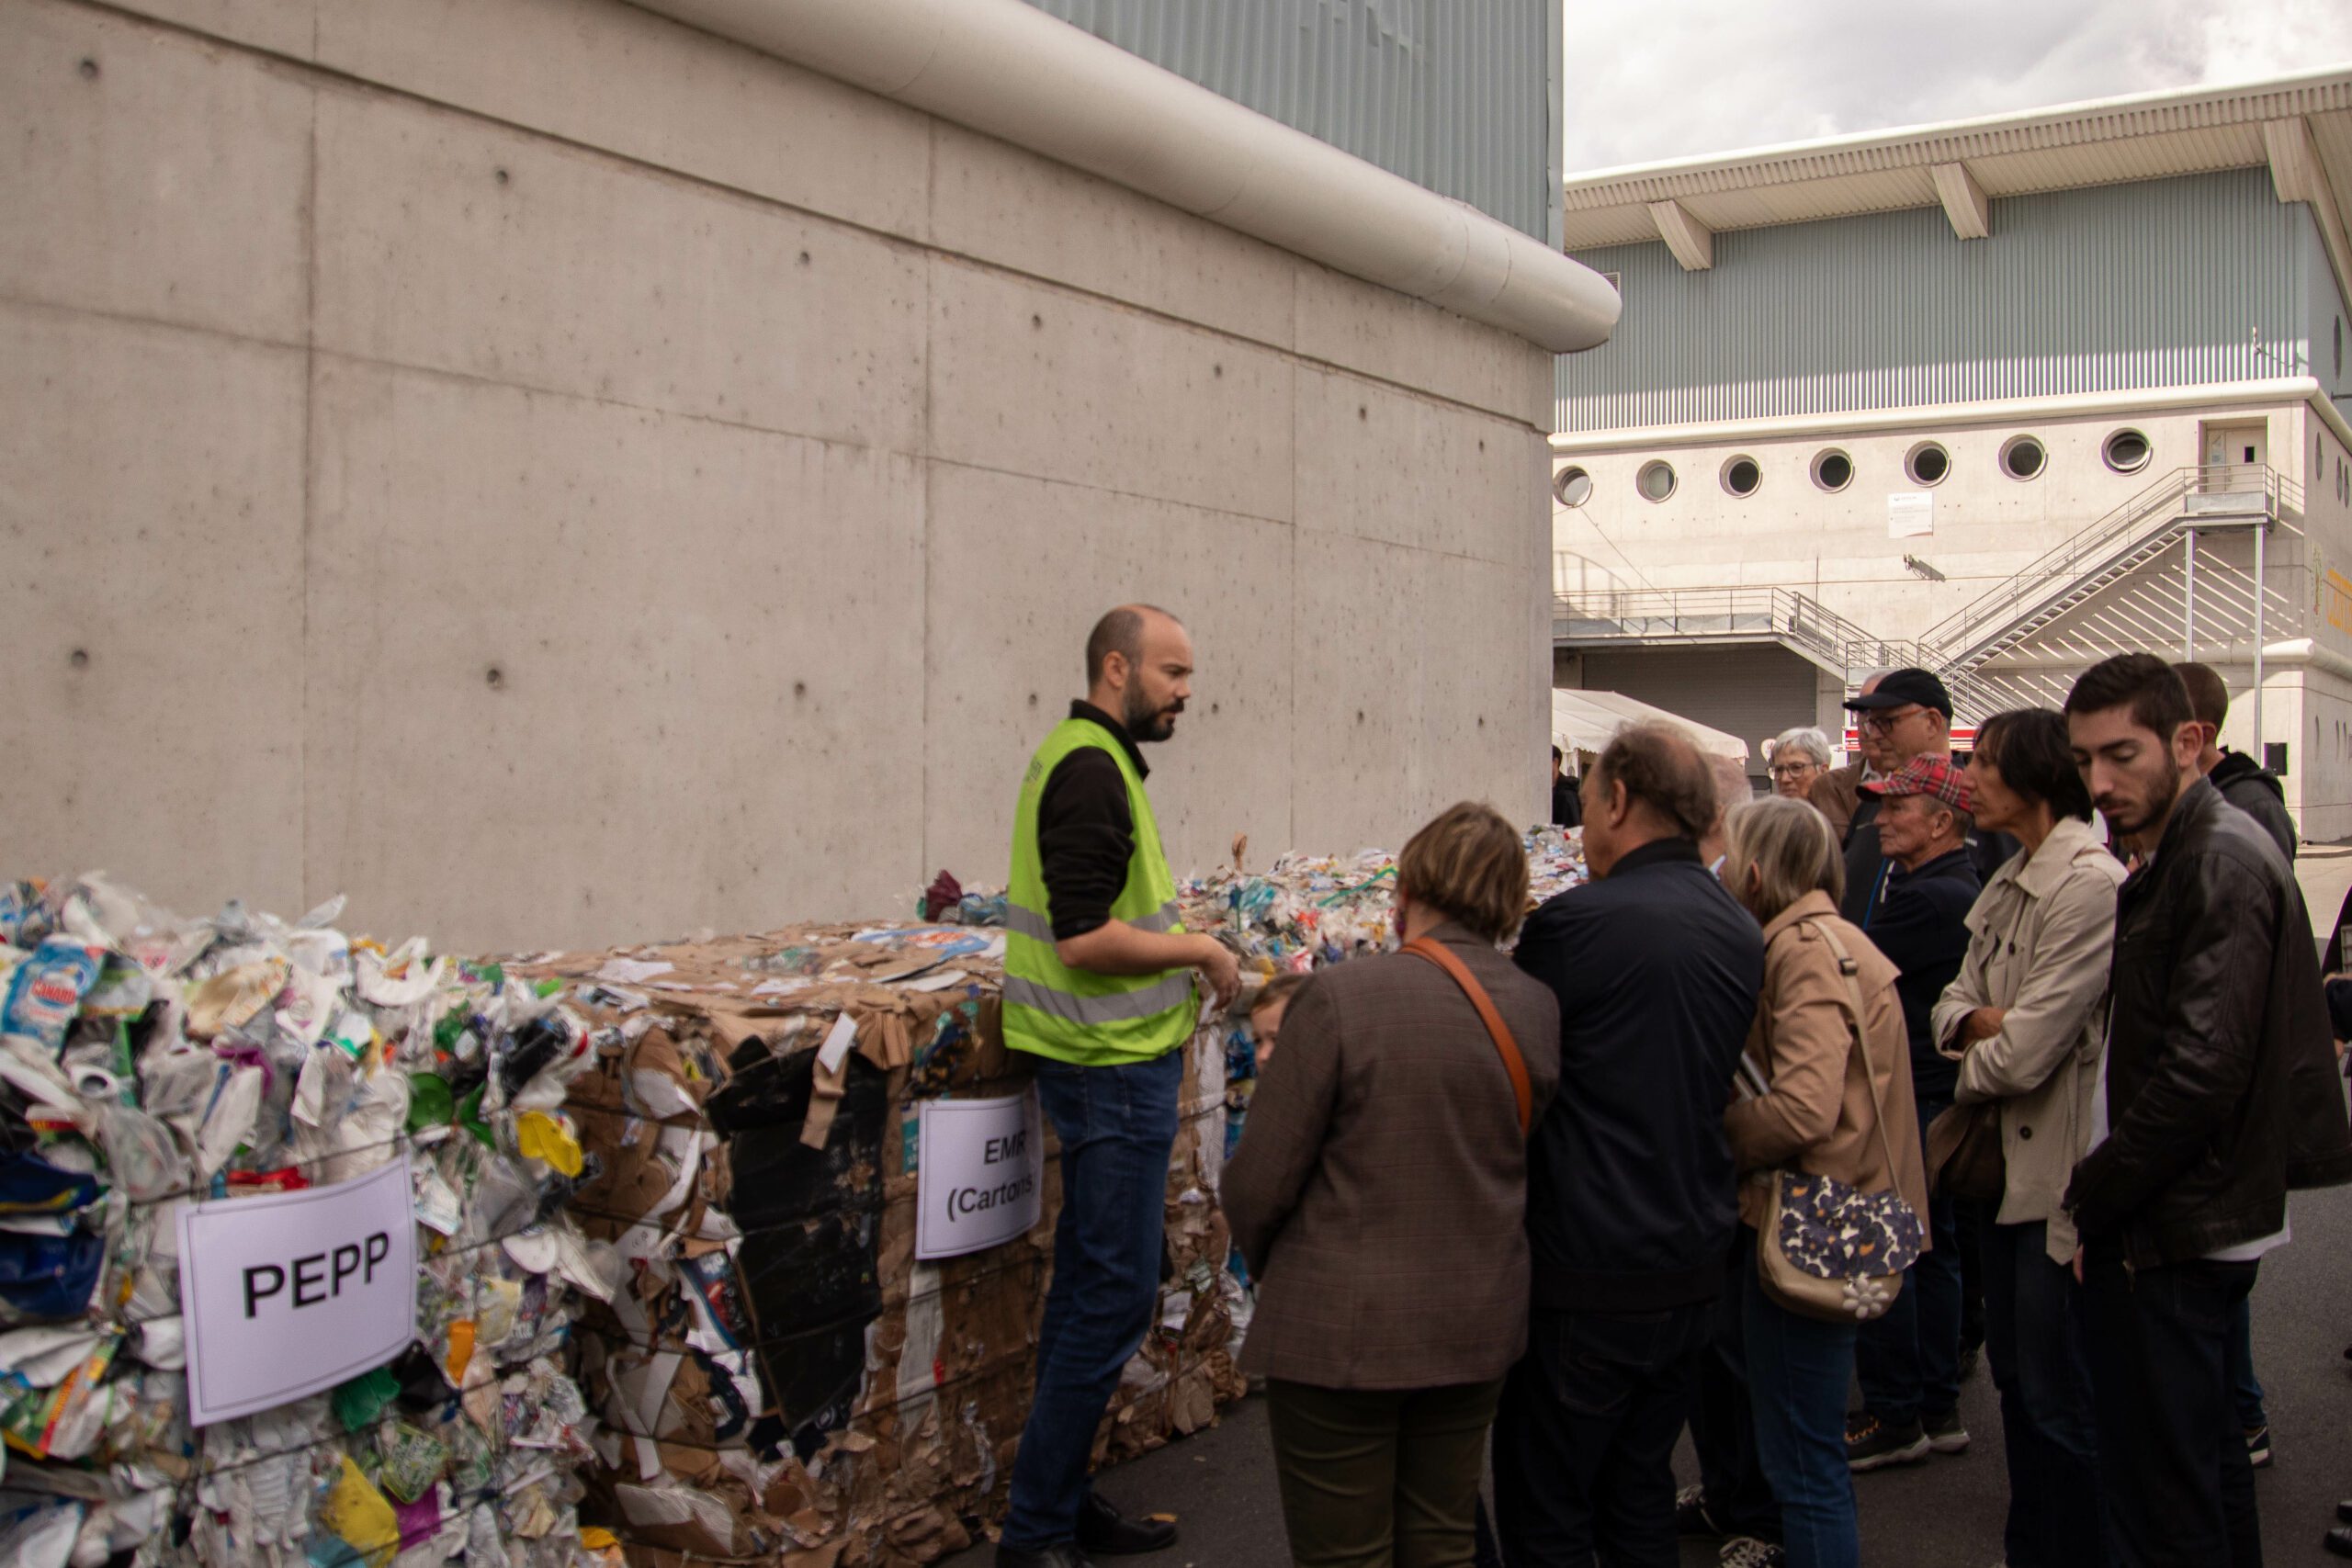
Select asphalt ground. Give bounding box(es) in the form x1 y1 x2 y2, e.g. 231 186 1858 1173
947 849 2352 1568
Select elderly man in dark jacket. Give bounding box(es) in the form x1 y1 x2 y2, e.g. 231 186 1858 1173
1497 723 1766 1567
2064 655 2352 1568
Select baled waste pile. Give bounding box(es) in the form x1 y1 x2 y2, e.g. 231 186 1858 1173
0 874 612 1568
519 919 1240 1568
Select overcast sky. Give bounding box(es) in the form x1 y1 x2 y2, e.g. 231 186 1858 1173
1565 0 2352 174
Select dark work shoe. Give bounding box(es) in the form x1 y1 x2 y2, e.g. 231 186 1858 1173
1956 1341 1983 1384
997 1545 1099 1568
2324 1525 2352 1560
1847 1412 1930 1472
1076 1493 1178 1556
1719 1538 1788 1568
2245 1424 2273 1468
1924 1406 1972 1454
1676 1483 1725 1539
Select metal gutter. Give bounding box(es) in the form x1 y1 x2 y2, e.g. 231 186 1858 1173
627 0 1622 353
1549 378 2352 457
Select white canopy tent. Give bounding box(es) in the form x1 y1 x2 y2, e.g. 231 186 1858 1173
1550 688 1750 766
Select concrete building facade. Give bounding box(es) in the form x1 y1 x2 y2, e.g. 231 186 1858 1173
4 0 1613 950
1548 71 2352 837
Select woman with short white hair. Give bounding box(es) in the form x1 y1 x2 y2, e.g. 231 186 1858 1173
1767 728 1835 801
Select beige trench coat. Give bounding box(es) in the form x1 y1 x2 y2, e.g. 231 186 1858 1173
1930 816 2124 1264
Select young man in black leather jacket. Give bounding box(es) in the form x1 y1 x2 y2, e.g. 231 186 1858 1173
2063 655 2352 1568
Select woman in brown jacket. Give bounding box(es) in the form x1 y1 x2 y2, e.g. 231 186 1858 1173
1720 795 1928 1568
1224 803 1562 1568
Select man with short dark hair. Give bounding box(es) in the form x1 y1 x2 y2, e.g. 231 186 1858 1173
1498 724 1766 1566
2173 661 2296 863
999 604 1241 1568
1552 744 1582 829
1846 758 1982 1472
2064 653 2352 1568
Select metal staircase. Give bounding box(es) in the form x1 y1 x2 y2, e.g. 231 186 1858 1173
1917 465 2283 674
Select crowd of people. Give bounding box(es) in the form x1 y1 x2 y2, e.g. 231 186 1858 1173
990 606 2352 1568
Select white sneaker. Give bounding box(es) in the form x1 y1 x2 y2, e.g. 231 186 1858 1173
1721 1538 1787 1568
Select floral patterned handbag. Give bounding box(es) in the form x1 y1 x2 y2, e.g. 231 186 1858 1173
1756 919 1926 1324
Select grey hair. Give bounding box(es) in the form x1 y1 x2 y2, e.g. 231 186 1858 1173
1724 795 1845 925
1769 727 1834 768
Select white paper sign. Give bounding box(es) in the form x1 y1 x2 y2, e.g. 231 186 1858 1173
178 1152 418 1425
1888 491 1934 537
915 1090 1043 1261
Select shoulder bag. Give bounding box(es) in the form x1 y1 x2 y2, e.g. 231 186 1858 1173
1756 918 1926 1323
1399 937 1533 1137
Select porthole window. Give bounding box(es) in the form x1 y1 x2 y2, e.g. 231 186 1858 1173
2000 435 2046 480
1812 449 1853 492
1722 455 1762 497
1905 442 1951 487
1554 466 1592 507
2103 428 2153 474
1636 460 1677 502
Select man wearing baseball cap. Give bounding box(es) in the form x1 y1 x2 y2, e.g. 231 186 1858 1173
1838 669 2013 927
1844 755 1984 1472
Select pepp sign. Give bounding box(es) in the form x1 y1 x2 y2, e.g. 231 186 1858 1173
178 1151 418 1425
914 1089 1044 1261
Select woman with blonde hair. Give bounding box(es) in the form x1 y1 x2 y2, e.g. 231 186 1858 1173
1226 802 1563 1568
1719 796 1929 1568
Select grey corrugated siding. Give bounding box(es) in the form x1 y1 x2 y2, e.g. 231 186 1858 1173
1557 168 2316 431
1017 0 1557 241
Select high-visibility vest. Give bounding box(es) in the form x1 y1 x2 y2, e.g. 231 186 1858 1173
1003 717 1199 1065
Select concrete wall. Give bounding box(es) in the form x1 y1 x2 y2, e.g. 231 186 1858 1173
3 0 1558 951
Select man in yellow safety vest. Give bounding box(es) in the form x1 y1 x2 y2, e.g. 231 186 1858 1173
996 604 1239 1568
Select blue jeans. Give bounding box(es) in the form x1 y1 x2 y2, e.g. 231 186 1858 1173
1741 1225 1860 1568
1001 1052 1182 1551
1855 1094 1962 1427
1981 1221 2106 1568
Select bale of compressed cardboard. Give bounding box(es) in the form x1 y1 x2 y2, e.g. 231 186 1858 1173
520 922 1242 1568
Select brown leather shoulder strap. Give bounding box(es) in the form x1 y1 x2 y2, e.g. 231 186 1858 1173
1400 936 1534 1137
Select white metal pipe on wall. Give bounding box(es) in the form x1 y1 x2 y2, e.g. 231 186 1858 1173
628 0 1622 353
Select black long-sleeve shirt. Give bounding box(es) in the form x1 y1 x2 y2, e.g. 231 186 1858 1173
1036 702 1148 941
1861 845 1980 1100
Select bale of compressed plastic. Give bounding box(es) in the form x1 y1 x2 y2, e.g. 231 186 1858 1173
521 920 1242 1568
0 874 608 1568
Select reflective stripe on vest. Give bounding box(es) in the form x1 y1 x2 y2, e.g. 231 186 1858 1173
1002 718 1197 1064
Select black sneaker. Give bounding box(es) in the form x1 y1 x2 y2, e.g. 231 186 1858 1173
1924 1406 1971 1454
1676 1483 1724 1539
2245 1424 2273 1469
1847 1411 1930 1472
1075 1493 1177 1557
1720 1538 1788 1568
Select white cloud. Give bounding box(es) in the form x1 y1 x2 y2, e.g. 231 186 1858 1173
1565 0 2352 173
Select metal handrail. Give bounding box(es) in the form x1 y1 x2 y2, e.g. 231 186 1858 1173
1915 464 2283 661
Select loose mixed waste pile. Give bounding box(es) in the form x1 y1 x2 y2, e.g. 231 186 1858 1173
0 875 611 1568
0 828 1584 1568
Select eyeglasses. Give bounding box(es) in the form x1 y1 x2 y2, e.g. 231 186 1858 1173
1856 705 1926 734
1767 762 1818 778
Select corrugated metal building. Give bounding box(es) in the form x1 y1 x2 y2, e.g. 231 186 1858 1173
1546 69 2352 838
1019 0 1564 243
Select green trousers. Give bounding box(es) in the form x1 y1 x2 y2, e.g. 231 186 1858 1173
1265 1378 1504 1568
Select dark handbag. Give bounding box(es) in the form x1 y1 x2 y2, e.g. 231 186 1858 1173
1926 1099 2007 1204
